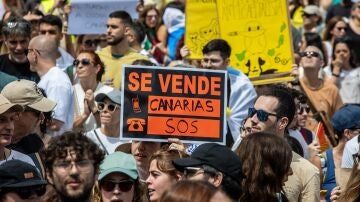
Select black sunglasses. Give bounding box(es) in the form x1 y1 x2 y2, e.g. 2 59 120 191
302 13 316 18
298 106 310 114
248 107 279 122
73 58 91 67
2 185 46 199
84 39 100 47
336 27 347 32
100 180 134 192
97 102 118 112
299 51 321 58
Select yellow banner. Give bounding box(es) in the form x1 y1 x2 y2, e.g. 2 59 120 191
217 0 294 84
185 0 220 59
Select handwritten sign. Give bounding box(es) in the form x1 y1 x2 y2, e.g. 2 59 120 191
185 0 219 59
217 0 294 85
120 65 227 144
68 0 137 35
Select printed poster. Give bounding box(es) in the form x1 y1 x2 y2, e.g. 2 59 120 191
185 0 220 59
121 65 227 144
217 0 294 85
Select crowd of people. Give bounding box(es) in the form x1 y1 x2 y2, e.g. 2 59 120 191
0 0 359 201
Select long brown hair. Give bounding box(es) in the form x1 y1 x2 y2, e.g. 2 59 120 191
338 161 360 202
235 132 292 202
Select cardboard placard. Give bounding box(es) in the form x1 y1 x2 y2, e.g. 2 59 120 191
121 65 227 144
68 0 137 35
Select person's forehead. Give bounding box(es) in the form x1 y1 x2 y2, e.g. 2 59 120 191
254 96 279 111
304 46 321 53
6 35 30 42
39 23 59 31
203 51 222 58
107 18 123 25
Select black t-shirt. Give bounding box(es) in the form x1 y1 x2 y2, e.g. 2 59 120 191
0 54 39 83
7 133 44 154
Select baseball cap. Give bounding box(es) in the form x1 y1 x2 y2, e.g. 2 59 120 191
303 5 321 16
172 143 243 181
331 104 360 132
98 152 138 181
1 79 56 112
95 90 121 105
0 94 23 114
0 160 47 188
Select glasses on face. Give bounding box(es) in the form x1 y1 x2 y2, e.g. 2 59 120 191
100 180 134 192
299 51 321 58
248 107 279 122
183 167 205 178
3 185 46 199
84 39 100 47
53 159 94 173
302 13 316 18
73 58 92 67
336 26 347 32
97 102 119 113
298 105 310 114
25 48 41 55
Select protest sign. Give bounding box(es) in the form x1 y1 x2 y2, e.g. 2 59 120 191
217 0 294 85
121 65 227 144
185 0 219 59
68 0 137 34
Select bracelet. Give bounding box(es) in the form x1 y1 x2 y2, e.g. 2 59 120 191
332 73 340 77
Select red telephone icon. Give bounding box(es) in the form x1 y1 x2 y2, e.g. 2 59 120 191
127 118 146 132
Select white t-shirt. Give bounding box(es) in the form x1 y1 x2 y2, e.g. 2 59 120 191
0 150 36 167
73 83 113 132
38 67 74 136
86 128 128 154
341 135 359 168
56 47 74 71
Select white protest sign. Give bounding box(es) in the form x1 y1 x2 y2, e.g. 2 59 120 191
68 0 138 34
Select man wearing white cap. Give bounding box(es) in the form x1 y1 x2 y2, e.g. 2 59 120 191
299 5 324 36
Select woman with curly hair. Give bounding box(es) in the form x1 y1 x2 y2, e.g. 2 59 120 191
146 145 188 202
235 132 293 202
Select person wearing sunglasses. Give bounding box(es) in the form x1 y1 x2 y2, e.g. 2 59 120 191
233 85 320 202
93 151 147 202
299 5 323 36
75 35 101 56
72 50 113 133
85 90 126 155
146 145 187 202
298 45 343 132
0 160 47 202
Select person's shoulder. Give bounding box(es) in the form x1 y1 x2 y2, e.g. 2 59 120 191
292 152 319 172
97 46 111 57
124 51 149 60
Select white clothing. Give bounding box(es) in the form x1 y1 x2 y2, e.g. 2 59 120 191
56 47 74 71
38 67 74 136
341 135 359 168
73 83 113 132
0 150 36 167
323 66 360 104
86 128 128 154
289 129 310 159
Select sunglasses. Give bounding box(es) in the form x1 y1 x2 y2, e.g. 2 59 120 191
298 106 310 114
97 102 119 113
2 185 46 199
299 51 321 58
84 39 100 47
100 180 134 192
248 107 279 122
336 27 347 32
73 58 92 67
302 13 316 18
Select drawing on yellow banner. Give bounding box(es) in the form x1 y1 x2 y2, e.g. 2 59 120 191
185 0 219 59
217 0 294 84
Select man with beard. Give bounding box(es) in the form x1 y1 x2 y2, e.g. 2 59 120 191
42 131 105 202
98 10 148 90
0 17 39 82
